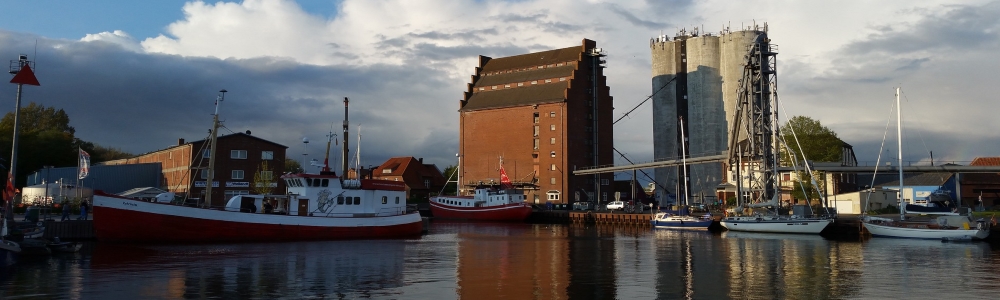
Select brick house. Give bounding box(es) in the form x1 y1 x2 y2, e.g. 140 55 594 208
459 39 614 205
105 132 287 207
961 157 1000 208
371 157 447 201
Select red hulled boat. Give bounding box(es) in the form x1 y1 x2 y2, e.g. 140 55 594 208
429 159 532 221
93 95 423 243
93 174 423 243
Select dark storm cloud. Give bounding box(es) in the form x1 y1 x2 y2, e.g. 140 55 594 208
842 2 1000 56
607 4 670 30
0 31 460 169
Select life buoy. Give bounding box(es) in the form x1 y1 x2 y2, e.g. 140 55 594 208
977 222 984 230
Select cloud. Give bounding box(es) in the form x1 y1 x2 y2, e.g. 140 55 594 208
3 0 997 173
80 30 143 52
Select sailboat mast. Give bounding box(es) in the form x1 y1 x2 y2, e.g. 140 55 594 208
680 116 689 207
896 87 905 220
204 89 226 208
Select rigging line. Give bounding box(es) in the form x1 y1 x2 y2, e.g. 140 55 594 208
862 92 897 216
612 147 662 193
899 90 944 181
613 76 677 124
777 99 826 213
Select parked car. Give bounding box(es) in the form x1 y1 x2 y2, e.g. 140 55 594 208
606 200 624 210
573 202 595 211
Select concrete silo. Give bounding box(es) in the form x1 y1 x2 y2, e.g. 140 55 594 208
650 25 773 207
685 34 724 204
720 29 768 144
650 34 679 205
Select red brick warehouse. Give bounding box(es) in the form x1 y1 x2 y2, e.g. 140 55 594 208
458 39 614 205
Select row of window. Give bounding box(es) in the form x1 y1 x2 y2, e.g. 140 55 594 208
480 77 566 91
202 150 274 160
287 178 329 187
337 196 401 205
481 62 571 76
201 170 273 180
532 124 557 136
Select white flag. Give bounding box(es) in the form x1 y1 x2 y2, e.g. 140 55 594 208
79 149 91 179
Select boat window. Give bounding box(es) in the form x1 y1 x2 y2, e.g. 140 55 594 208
396 197 400 204
354 197 361 205
322 179 329 187
382 196 388 204
337 196 344 205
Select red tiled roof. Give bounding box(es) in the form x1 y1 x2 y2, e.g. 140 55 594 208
970 157 1000 166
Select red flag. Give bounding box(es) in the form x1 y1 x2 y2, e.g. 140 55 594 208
499 165 513 189
3 171 18 202
10 63 40 86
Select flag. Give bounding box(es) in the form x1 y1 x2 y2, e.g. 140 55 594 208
79 149 91 179
499 165 513 189
3 171 17 202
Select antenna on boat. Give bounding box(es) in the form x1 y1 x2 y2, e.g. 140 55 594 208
203 89 226 208
322 123 336 173
342 97 349 179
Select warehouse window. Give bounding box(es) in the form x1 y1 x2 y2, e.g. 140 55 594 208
550 124 556 131
550 137 556 145
545 79 552 83
533 112 539 123
517 82 524 87
531 80 537 85
202 149 211 159
550 112 555 118
534 139 539 150
261 151 273 160
534 126 539 136
231 150 247 159
550 178 556 185
232 170 244 180
550 164 556 171
550 151 556 157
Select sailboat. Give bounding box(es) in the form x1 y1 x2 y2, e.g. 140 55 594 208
862 88 991 240
652 117 712 229
92 95 424 243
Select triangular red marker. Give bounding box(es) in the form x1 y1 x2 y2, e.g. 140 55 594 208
10 63 40 86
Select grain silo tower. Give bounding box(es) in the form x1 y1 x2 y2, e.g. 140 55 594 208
650 24 771 207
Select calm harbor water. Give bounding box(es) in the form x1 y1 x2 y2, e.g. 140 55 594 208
1 222 998 299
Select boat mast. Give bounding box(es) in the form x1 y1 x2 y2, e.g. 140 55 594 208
322 123 334 173
203 89 226 208
342 97 349 179
457 154 462 196
679 116 689 208
896 87 905 221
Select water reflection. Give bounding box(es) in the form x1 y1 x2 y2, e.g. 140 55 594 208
0 224 998 299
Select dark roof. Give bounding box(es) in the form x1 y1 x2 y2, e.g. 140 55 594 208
480 45 581 72
186 132 288 149
461 83 567 111
874 172 952 188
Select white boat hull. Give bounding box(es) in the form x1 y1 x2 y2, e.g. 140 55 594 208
863 222 990 240
721 217 832 234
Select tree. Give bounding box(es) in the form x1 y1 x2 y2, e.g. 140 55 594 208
439 164 457 196
0 103 133 187
0 103 77 187
252 161 275 195
790 170 825 204
780 116 844 164
285 158 302 174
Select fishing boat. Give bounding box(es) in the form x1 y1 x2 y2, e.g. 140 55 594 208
93 94 423 243
429 158 532 221
862 88 991 240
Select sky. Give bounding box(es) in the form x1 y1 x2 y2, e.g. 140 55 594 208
0 0 998 177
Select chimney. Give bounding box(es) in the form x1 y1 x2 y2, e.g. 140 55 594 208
178 138 185 145
418 157 423 164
